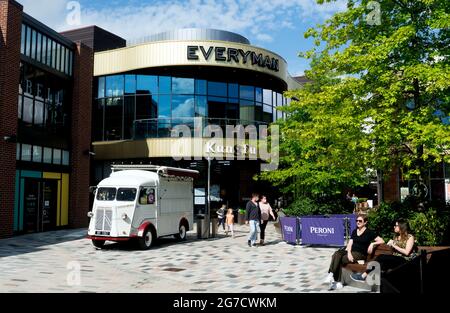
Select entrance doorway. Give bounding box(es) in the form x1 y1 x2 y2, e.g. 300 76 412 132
23 179 57 233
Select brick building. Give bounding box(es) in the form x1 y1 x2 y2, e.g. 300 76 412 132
0 0 92 238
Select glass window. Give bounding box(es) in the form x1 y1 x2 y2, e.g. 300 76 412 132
21 24 26 55
18 94 23 119
56 43 61 72
46 39 52 66
25 26 31 57
32 145 42 163
277 93 283 107
125 75 136 95
208 81 227 97
98 77 105 98
31 29 36 59
159 76 171 94
158 95 171 119
172 96 194 119
43 147 52 163
34 100 44 126
96 187 116 201
117 188 137 202
136 75 158 95
36 33 42 62
208 96 227 103
240 85 254 101
53 149 62 165
255 88 262 103
195 79 207 95
228 83 238 98
195 96 207 117
22 96 33 124
42 36 47 65
136 95 156 120
240 105 255 123
65 47 70 74
172 77 194 94
106 75 124 97
16 144 21 160
68 51 73 76
104 97 123 140
62 150 70 166
139 187 155 205
52 40 57 68
21 144 32 161
124 96 136 139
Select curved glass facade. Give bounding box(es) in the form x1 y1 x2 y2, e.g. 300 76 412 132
95 74 289 141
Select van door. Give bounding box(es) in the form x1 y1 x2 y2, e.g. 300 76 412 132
136 186 158 229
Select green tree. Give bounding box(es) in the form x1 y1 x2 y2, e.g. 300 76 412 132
260 0 450 199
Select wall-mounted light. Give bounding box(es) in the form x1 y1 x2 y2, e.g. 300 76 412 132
83 149 96 156
3 135 17 143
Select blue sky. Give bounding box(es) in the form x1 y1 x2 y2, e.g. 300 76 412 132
17 0 347 76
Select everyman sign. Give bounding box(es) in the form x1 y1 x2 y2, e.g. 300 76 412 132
187 45 279 72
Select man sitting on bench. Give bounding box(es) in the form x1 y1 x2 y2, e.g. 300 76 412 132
351 218 417 281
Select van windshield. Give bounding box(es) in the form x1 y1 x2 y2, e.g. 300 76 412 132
96 188 116 201
116 188 137 202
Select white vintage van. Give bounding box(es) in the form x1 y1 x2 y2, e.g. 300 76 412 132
87 165 199 249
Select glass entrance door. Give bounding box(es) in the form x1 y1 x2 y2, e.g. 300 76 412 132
23 179 57 233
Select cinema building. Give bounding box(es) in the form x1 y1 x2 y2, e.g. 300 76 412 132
73 28 303 213
0 0 93 238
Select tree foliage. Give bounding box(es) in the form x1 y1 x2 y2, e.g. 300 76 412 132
260 0 450 197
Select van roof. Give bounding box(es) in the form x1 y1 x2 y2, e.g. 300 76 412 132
99 170 159 187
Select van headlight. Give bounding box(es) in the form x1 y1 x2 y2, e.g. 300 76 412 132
121 213 128 220
87 211 94 218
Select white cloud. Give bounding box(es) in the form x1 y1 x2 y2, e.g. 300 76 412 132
17 0 347 45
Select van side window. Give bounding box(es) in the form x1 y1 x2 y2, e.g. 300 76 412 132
139 187 155 205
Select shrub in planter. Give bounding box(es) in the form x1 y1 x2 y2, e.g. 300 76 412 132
410 208 449 246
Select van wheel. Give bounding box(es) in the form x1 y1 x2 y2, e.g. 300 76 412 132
138 228 154 250
92 239 105 249
175 223 188 241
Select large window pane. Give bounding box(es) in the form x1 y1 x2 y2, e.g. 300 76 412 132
125 75 136 95
25 26 31 57
16 144 21 160
240 85 254 101
195 96 207 117
34 100 44 126
32 146 42 163
136 95 157 120
172 77 194 94
208 81 227 97
52 40 57 68
62 150 70 166
255 87 262 103
21 24 26 55
104 97 123 140
31 29 36 59
158 95 171 119
137 75 158 95
124 96 135 139
68 51 73 76
159 76 171 94
106 75 124 97
65 47 70 74
36 33 42 62
172 96 194 120
43 147 52 163
98 77 105 98
21 144 32 161
195 79 207 95
228 83 238 98
240 105 255 123
42 36 47 65
53 149 62 165
46 38 52 66
56 43 61 71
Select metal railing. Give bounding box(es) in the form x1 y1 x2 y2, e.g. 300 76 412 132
133 117 269 140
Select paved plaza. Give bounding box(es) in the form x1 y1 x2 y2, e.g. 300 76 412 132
0 223 367 293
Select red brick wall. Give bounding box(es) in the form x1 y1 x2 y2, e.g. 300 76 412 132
69 42 93 228
0 0 22 238
383 167 400 203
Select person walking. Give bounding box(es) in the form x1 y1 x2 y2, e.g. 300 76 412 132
217 204 226 232
259 195 275 246
225 208 235 238
245 193 261 247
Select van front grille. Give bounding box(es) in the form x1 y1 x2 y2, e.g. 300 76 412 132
95 208 112 232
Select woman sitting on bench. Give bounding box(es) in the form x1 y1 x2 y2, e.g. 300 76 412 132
324 214 384 290
351 218 417 282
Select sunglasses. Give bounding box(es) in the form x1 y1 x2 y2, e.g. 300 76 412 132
356 219 364 223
